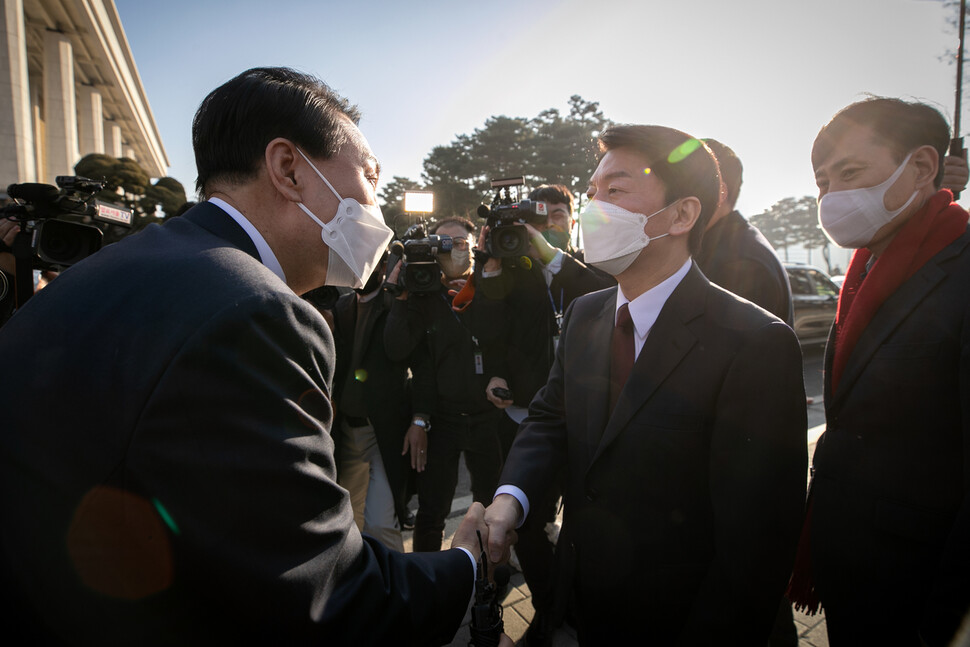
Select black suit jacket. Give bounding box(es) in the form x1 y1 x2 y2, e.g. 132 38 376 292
696 210 794 326
478 251 613 406
0 202 471 646
331 290 429 522
811 227 970 645
500 263 807 645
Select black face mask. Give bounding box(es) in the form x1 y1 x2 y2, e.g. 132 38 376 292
355 264 385 295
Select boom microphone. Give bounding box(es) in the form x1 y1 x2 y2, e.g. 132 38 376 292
7 183 59 204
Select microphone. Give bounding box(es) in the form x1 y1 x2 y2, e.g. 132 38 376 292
7 183 59 204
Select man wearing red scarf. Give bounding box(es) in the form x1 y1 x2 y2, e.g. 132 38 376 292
788 98 970 646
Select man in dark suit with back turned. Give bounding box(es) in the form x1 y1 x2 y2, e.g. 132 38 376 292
0 67 503 646
485 125 807 645
695 138 793 325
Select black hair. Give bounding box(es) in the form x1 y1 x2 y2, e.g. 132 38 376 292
812 97 950 189
192 67 361 197
430 216 476 235
528 184 575 214
702 139 743 210
598 125 721 254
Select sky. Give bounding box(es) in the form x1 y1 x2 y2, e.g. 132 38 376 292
113 0 965 216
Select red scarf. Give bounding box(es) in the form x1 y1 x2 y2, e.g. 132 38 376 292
787 189 969 614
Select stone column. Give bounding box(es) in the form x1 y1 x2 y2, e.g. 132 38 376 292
0 0 36 184
43 30 79 183
30 78 43 180
104 120 122 157
77 85 104 157
122 145 134 161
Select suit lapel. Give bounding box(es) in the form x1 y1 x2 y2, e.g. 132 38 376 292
589 264 706 467
183 201 261 262
830 235 969 407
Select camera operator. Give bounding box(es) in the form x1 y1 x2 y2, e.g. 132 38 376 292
329 255 432 552
475 183 612 646
384 216 507 553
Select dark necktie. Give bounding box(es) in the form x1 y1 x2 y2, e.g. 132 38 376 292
609 303 635 411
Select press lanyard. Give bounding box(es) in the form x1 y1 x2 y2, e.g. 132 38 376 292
548 286 564 350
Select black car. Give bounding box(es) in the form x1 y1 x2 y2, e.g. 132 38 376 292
784 263 840 346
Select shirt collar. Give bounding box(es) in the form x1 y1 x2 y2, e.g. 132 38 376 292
615 258 692 341
208 197 286 284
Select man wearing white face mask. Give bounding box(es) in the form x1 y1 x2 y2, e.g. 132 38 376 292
0 67 508 646
484 124 807 644
787 97 970 647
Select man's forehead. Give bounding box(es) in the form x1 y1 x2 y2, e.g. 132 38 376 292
813 122 886 171
595 148 653 177
340 119 380 170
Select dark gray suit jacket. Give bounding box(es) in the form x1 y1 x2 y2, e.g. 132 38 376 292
811 227 970 645
500 263 807 645
0 202 471 646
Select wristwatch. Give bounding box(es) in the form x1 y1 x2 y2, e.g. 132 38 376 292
412 416 430 432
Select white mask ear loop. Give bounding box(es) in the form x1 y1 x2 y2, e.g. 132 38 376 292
296 148 344 201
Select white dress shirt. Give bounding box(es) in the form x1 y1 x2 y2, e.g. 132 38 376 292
208 197 287 284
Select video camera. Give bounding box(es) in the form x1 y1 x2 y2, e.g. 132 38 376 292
0 176 133 319
1 176 132 270
384 223 453 295
477 177 548 258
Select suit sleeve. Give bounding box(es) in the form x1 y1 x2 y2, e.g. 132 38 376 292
497 299 576 511
131 293 471 646
920 303 970 645
679 321 807 644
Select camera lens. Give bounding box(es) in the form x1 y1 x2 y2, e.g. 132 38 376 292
498 230 522 255
36 219 102 266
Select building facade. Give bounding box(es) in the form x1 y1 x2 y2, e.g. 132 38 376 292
0 0 166 188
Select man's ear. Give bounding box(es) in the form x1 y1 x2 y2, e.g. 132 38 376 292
911 144 940 190
668 196 702 238
264 138 303 202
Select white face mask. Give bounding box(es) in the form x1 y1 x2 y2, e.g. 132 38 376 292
439 247 471 279
295 148 394 289
817 152 918 249
579 199 671 276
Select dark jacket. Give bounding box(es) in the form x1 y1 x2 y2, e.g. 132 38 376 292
477 251 613 406
500 263 807 645
696 210 793 326
811 226 970 645
0 202 472 646
384 282 501 417
331 290 432 523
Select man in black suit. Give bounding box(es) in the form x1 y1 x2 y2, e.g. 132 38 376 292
330 258 431 552
485 125 807 645
476 184 612 644
695 139 793 325
0 67 501 646
789 97 970 646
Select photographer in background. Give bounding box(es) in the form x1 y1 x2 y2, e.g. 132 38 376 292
476 184 612 646
384 216 506 553
330 255 431 552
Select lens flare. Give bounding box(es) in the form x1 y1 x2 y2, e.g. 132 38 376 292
667 138 702 164
643 167 652 175
354 369 368 382
152 498 180 535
